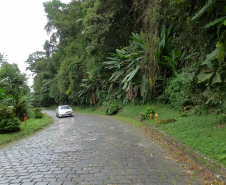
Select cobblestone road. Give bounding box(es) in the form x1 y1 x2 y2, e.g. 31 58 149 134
0 110 202 185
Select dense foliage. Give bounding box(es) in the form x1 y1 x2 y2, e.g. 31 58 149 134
26 0 226 113
0 54 31 133
33 108 44 119
0 105 20 133
140 106 156 121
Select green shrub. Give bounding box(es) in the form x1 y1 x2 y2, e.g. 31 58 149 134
0 118 20 133
34 113 44 119
0 105 20 133
13 97 30 121
105 101 120 115
33 108 44 119
26 108 34 119
163 72 198 110
140 106 156 120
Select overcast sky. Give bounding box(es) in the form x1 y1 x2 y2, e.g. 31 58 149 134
0 0 71 86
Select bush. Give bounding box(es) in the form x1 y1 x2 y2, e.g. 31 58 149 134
0 105 20 133
162 72 200 110
26 108 34 119
105 101 120 115
0 118 20 133
33 108 44 119
140 106 156 120
13 97 30 121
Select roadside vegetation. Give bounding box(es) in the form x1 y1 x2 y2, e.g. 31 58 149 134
2 0 226 174
32 0 226 170
0 115 53 147
26 0 226 113
0 55 53 146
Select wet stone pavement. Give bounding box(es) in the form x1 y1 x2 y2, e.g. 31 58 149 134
0 110 202 185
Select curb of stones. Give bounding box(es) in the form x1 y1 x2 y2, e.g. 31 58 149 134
146 123 226 182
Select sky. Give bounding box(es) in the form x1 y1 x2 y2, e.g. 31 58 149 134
0 0 71 86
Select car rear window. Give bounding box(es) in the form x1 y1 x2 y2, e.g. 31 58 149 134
59 105 70 109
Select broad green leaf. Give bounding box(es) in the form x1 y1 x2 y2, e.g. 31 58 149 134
126 61 135 69
185 52 198 59
217 22 224 29
81 28 86 35
116 49 126 57
127 66 140 82
163 56 175 67
109 70 124 82
197 72 214 82
210 71 222 85
125 53 139 58
192 0 214 21
160 25 166 38
205 16 226 28
122 66 140 84
218 42 225 61
202 89 212 97
141 75 148 98
0 95 12 105
156 51 161 57
202 48 218 65
167 24 173 37
76 18 84 23
0 77 8 84
180 50 186 60
172 50 180 65
159 34 166 50
157 61 169 66
135 57 143 61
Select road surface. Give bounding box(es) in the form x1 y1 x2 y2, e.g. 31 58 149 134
0 110 202 185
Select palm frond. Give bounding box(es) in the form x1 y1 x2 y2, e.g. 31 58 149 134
122 66 140 84
192 0 215 21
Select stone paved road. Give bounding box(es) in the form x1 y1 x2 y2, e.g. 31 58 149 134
0 110 202 185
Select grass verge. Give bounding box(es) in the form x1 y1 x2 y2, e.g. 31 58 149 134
0 116 53 147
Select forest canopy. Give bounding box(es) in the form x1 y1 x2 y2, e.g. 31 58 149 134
26 0 226 113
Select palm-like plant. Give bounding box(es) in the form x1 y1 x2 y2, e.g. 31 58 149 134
78 72 101 105
104 33 145 92
156 25 185 77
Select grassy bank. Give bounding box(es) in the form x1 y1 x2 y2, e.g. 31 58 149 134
0 116 53 147
61 104 226 167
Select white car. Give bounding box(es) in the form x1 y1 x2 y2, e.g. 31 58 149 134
56 105 73 118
